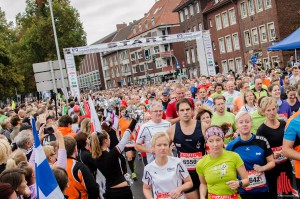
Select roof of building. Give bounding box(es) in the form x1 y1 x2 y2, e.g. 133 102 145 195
112 20 141 42
91 31 118 45
172 0 196 12
202 0 231 14
128 0 182 39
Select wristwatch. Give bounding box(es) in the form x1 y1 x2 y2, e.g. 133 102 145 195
238 180 243 188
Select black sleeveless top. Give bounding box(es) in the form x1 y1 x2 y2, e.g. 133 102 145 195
173 120 206 157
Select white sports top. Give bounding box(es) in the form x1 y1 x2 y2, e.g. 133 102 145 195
142 156 190 199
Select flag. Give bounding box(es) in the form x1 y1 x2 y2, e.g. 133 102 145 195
11 100 16 110
88 97 102 133
31 118 64 199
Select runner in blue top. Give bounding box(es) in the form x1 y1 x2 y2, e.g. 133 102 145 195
226 111 275 199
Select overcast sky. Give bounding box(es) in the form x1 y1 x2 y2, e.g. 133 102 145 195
0 0 155 45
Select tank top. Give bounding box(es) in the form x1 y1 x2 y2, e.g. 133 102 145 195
173 121 205 171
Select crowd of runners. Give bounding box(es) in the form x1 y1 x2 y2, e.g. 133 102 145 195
1 63 300 199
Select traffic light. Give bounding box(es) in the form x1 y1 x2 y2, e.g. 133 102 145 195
152 54 156 63
144 49 150 60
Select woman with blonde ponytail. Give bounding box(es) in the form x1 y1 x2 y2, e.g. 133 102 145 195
6 149 27 169
92 118 138 199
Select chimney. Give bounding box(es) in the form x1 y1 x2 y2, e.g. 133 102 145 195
144 13 147 17
116 23 127 31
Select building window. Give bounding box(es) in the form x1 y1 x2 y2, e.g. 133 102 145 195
195 2 200 13
241 2 247 18
130 53 136 61
228 59 235 71
251 28 259 45
209 19 213 28
215 14 222 30
151 17 155 26
179 11 184 22
212 41 216 50
222 60 228 74
191 48 196 63
154 46 160 53
244 30 251 47
133 66 137 73
186 50 191 64
228 8 236 25
248 0 255 15
222 11 229 28
139 64 145 72
144 20 148 29
138 51 143 59
138 24 142 32
184 8 189 19
232 33 240 50
256 0 263 12
218 37 226 54
265 0 271 9
199 23 203 31
259 25 267 42
189 5 194 16
225 36 233 52
132 28 136 34
193 26 197 32
235 58 243 73
267 22 276 41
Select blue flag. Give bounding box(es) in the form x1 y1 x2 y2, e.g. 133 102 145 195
31 118 64 199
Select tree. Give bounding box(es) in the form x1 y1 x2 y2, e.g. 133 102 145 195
12 0 86 94
0 9 24 99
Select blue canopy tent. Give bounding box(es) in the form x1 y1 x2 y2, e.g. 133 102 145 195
267 27 300 51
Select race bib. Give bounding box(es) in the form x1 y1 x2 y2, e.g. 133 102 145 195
157 192 184 199
180 152 202 170
272 146 288 164
244 170 267 191
208 193 238 199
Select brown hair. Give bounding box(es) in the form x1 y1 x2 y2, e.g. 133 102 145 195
176 98 193 111
64 136 77 157
75 132 88 149
17 161 34 185
91 131 109 159
243 90 257 104
0 168 26 191
0 182 15 198
213 95 226 104
196 109 213 120
52 167 68 193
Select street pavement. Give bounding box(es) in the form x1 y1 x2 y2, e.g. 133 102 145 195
130 155 146 199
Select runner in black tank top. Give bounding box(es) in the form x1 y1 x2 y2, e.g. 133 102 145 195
167 98 205 199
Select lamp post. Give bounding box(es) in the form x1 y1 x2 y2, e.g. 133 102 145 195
49 0 67 98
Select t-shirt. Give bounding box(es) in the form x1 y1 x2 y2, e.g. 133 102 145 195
283 114 300 178
166 98 194 119
239 104 257 113
226 134 273 194
201 98 214 108
233 96 244 112
277 100 292 121
136 120 171 163
257 120 288 164
211 112 236 144
143 156 190 199
251 110 266 134
196 150 243 198
210 91 224 99
223 91 240 109
290 100 300 114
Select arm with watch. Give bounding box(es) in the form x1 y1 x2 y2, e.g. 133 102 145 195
226 164 249 190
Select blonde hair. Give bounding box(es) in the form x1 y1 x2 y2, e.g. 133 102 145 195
151 132 170 147
91 130 108 159
260 97 277 114
0 139 11 164
235 111 252 123
80 118 91 135
43 145 55 160
6 149 27 169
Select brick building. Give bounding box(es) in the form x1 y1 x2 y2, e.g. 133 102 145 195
101 0 185 88
174 0 300 74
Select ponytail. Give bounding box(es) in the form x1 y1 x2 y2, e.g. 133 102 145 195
91 130 108 159
6 158 17 169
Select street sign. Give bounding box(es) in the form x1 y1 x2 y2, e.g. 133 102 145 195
251 56 257 63
120 79 124 83
176 61 180 68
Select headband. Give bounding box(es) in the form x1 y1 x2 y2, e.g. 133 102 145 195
205 126 224 140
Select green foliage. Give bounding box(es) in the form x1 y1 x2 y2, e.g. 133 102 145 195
12 0 87 94
0 9 24 99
